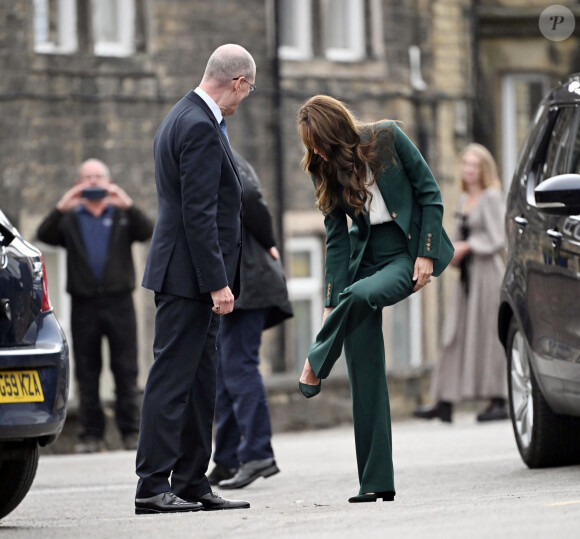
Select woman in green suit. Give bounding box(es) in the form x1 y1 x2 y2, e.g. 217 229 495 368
296 95 454 503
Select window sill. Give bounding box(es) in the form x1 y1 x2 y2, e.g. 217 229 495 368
281 58 388 80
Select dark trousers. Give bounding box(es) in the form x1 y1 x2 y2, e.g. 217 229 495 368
71 292 139 440
136 292 219 499
308 221 415 495
213 308 274 469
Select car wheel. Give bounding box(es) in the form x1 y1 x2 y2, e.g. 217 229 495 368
0 441 39 519
507 317 580 468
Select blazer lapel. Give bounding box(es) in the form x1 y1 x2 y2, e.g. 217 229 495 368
215 123 242 186
186 91 242 188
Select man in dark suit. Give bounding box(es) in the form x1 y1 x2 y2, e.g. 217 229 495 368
135 44 255 515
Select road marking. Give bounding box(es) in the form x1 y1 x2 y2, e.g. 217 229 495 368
30 484 134 495
547 500 580 507
403 452 518 468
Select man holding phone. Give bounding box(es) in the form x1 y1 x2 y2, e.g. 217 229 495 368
37 158 153 453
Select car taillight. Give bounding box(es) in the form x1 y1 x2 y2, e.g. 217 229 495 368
40 255 52 312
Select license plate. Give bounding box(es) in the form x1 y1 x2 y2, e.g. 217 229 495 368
0 370 44 403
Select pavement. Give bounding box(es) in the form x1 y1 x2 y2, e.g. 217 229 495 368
6 413 580 538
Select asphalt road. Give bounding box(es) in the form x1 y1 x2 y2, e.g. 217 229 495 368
2 414 580 538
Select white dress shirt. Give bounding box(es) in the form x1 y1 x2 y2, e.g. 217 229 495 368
194 87 222 124
365 166 392 225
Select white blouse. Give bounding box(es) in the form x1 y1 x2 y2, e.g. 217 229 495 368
365 166 392 225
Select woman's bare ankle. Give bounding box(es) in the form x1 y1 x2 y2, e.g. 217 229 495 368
299 359 320 385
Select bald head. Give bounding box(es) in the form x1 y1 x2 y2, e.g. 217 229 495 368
78 158 111 181
201 44 256 87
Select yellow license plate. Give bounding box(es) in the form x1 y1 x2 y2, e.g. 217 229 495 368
0 370 44 403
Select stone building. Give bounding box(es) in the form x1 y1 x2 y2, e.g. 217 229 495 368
474 1 580 186
1 0 579 429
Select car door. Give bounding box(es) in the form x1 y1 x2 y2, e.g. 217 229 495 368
515 105 580 413
551 115 580 412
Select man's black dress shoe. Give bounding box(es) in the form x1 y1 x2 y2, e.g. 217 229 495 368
412 401 453 423
135 491 203 515
348 491 395 503
190 491 250 511
218 458 280 489
207 463 237 486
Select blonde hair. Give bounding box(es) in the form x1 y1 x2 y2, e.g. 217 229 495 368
460 143 502 191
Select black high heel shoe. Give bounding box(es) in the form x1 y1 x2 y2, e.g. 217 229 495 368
298 380 321 398
348 491 395 503
412 401 453 423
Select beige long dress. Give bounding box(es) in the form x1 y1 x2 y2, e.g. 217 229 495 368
431 187 507 403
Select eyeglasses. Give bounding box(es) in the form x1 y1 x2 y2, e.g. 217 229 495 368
232 77 256 93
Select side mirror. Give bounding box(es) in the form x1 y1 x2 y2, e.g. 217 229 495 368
535 173 580 215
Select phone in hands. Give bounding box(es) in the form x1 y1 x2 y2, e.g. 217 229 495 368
81 186 108 200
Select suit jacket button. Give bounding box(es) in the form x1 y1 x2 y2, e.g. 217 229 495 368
391 212 397 218
426 247 431 252
427 233 432 238
408 233 412 240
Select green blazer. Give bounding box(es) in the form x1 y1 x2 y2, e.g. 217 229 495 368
321 121 454 307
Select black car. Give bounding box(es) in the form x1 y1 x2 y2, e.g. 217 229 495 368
0 210 69 518
498 73 580 468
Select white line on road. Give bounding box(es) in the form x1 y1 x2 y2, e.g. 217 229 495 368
29 484 134 495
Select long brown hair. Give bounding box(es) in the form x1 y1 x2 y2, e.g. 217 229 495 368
297 95 388 216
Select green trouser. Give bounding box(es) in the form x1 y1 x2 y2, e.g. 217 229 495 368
308 221 415 495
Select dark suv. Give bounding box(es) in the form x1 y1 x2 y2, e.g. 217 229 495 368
498 73 580 468
0 210 69 518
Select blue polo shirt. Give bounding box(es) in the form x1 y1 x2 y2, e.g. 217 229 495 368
76 205 114 283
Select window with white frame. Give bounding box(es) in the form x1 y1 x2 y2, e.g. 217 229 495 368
501 73 551 192
92 0 135 57
278 0 313 60
33 0 77 54
322 0 365 61
278 0 368 62
285 236 323 372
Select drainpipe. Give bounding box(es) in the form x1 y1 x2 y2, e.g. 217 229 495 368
272 0 286 373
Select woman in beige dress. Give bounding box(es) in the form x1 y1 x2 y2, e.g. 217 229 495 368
414 143 507 423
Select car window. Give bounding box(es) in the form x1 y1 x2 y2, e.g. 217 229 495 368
540 107 577 182
524 106 578 205
571 116 580 174
523 107 558 205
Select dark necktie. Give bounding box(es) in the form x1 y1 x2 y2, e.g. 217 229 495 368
219 119 230 145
